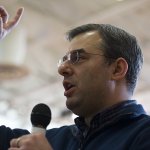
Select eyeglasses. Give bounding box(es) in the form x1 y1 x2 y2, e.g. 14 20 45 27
57 48 106 67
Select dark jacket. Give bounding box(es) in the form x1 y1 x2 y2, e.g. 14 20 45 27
1 100 150 150
0 126 29 150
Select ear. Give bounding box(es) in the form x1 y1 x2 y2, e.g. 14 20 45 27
111 57 128 80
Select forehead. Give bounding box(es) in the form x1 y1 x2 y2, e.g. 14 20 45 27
68 31 102 51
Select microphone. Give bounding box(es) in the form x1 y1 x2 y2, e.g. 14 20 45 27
30 103 51 134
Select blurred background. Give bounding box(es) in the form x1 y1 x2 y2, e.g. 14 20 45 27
0 0 150 131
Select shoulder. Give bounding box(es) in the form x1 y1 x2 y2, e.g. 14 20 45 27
0 125 29 136
129 115 150 149
134 114 150 127
46 124 78 148
46 124 76 138
121 114 150 134
0 125 29 150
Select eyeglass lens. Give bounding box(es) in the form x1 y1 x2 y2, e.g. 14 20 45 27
58 50 83 67
70 51 79 63
62 51 78 63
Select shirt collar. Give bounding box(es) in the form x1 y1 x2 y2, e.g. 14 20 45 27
74 100 146 134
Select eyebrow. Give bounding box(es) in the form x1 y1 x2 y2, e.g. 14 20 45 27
70 48 86 53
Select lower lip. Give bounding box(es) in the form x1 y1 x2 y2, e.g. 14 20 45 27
64 87 76 97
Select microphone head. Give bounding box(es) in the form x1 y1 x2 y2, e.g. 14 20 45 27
31 103 51 129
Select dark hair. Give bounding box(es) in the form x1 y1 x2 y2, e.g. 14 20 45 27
66 24 143 93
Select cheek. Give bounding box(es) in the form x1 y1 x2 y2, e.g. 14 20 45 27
82 65 103 80
78 68 100 88
76 60 110 89
81 66 109 90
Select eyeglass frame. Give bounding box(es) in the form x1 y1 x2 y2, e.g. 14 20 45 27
57 48 115 67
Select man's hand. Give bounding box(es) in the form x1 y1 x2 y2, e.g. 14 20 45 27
9 133 53 150
0 6 24 40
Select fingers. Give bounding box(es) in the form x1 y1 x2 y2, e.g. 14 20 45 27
8 148 19 150
10 137 22 148
0 6 24 40
5 7 24 31
15 7 24 24
0 6 9 23
9 134 54 150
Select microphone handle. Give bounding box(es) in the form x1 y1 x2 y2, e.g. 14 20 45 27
31 126 46 134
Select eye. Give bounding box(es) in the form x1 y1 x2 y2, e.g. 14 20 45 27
63 55 68 62
70 51 78 63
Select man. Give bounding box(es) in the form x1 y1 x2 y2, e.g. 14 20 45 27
1 6 150 150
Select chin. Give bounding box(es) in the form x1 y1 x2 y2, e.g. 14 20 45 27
66 96 82 114
66 103 79 116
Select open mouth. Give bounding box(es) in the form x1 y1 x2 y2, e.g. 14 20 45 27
63 81 75 91
63 81 76 97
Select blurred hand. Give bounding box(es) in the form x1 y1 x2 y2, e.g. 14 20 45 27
0 6 24 40
9 133 53 150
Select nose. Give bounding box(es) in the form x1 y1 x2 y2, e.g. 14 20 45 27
58 62 73 77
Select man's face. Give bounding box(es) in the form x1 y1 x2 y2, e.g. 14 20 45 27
58 31 113 118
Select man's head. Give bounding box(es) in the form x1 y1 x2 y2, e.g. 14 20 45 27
58 24 143 119
66 24 143 93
